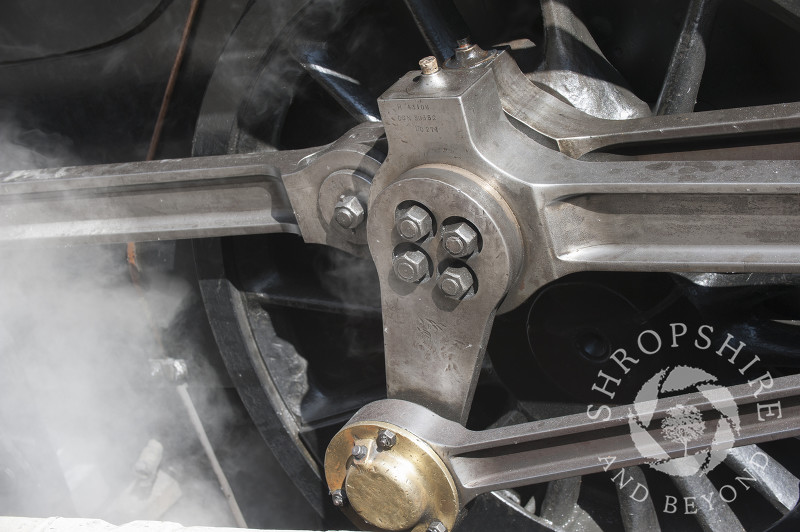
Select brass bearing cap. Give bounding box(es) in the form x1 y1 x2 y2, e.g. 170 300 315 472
325 421 459 532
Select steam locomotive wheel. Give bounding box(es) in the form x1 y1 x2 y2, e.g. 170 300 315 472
192 1 800 530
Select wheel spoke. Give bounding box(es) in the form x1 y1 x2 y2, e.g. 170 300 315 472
540 476 602 531
655 0 721 115
292 42 380 123
671 473 745 532
615 467 660 532
532 0 651 120
725 444 800 514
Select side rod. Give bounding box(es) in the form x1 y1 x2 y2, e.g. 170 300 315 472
0 150 315 246
352 373 800 503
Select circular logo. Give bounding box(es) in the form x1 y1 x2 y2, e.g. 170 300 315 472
628 365 741 477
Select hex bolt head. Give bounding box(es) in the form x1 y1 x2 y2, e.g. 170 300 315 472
351 444 368 460
393 250 429 283
331 489 346 507
377 429 397 450
442 222 478 257
427 520 447 532
396 205 433 241
334 195 365 229
438 267 474 299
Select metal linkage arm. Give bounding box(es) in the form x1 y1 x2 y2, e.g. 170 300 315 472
541 165 800 280
0 123 385 252
347 373 800 503
0 152 306 245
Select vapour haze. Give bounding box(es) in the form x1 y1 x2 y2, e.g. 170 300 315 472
0 124 239 526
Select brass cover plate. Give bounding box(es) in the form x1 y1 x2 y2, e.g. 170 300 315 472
325 421 459 532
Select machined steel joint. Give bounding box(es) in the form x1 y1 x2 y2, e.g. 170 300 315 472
367 164 523 424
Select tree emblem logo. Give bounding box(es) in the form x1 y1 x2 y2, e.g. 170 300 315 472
628 366 741 477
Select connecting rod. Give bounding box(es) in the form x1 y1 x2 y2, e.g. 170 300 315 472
325 373 800 530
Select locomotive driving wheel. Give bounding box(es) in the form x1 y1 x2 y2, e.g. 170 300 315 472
190 1 800 530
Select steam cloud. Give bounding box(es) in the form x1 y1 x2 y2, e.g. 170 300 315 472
0 122 242 527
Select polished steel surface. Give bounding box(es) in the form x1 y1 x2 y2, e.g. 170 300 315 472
531 0 650 120
0 122 385 257
0 151 306 245
495 52 800 158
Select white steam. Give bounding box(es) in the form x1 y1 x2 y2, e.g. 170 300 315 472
0 120 78 171
0 124 239 527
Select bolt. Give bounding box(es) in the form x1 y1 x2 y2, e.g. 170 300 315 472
334 195 365 229
331 489 346 507
377 429 397 450
427 520 447 532
419 56 439 75
441 222 479 257
351 444 368 460
456 38 472 48
438 267 474 299
396 205 433 241
393 250 429 283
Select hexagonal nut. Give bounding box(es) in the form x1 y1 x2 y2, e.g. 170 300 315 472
441 222 478 257
334 195 365 229
396 205 432 241
331 489 346 507
351 444 368 460
377 429 397 450
427 520 447 532
438 267 474 299
393 250 429 283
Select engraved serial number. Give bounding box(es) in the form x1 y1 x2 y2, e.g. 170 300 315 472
392 114 437 122
389 101 443 134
